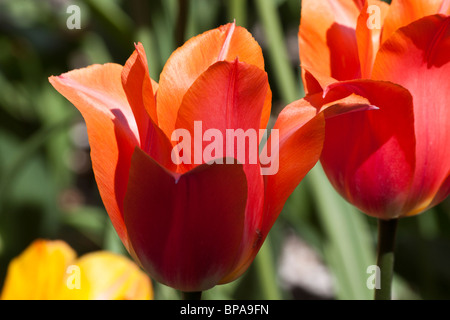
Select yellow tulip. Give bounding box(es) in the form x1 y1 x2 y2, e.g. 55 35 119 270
1 239 152 300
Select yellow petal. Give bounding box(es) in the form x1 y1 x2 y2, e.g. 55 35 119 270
1 239 76 300
62 251 153 300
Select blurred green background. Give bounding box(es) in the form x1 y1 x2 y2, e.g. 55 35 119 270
0 0 449 300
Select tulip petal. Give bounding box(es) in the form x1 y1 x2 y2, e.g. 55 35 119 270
223 101 322 282
430 173 450 209
373 14 450 215
262 100 325 238
301 67 340 95
63 251 153 300
225 91 377 283
121 43 176 171
355 0 390 77
1 240 76 300
123 147 248 292
381 0 450 44
320 79 416 218
157 22 270 137
121 43 155 144
299 0 362 84
262 90 376 235
299 67 378 113
175 59 268 167
49 64 138 250
174 59 268 280
1 240 152 300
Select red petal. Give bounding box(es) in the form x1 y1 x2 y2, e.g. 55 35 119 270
262 90 375 234
429 173 450 210
174 59 268 281
121 43 175 171
262 99 324 234
157 22 269 137
175 59 268 167
373 14 450 215
355 1 390 77
321 79 416 218
123 148 248 292
226 90 377 282
121 43 155 143
223 100 324 283
49 64 138 250
381 0 450 44
298 0 362 84
302 67 338 94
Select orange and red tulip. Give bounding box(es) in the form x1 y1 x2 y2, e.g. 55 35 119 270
299 0 450 219
49 22 367 292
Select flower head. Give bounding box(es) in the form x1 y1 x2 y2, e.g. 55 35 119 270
299 0 450 219
49 22 360 291
1 239 152 300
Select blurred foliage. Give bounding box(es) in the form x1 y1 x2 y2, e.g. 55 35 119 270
0 0 449 300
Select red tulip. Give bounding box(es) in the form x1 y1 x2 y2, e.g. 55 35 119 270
298 0 450 219
50 22 368 292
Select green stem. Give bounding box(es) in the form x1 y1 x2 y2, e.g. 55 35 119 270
181 291 202 300
253 235 282 300
374 218 398 300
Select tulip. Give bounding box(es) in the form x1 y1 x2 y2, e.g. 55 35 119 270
49 22 369 295
298 0 450 299
299 0 450 219
1 239 152 300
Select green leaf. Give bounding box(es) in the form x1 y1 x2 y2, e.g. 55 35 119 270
307 164 375 300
